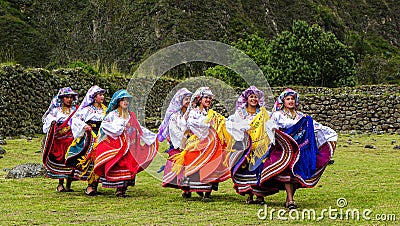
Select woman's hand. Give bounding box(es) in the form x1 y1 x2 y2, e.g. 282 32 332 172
330 141 337 150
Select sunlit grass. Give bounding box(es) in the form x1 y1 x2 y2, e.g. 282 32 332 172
0 134 399 225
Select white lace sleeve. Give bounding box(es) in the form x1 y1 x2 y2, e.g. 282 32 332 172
265 120 278 145
140 125 157 145
187 109 210 140
42 109 57 134
71 108 89 138
101 112 127 140
269 111 298 129
169 112 187 149
226 110 250 141
313 121 338 147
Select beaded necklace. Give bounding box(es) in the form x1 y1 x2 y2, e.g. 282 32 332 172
117 107 129 119
283 108 297 120
61 104 71 115
246 107 257 115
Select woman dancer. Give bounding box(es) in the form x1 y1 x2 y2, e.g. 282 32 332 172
42 87 78 192
158 88 194 197
65 85 106 196
93 90 158 197
170 87 231 201
266 88 338 209
226 86 278 204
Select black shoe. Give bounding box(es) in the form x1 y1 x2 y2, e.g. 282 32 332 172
285 201 297 209
56 184 67 192
196 192 204 197
182 192 191 198
85 187 97 196
202 192 211 202
115 187 128 197
246 198 255 204
116 192 128 198
328 159 335 165
253 197 265 205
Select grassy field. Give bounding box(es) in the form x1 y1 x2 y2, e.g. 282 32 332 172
0 133 399 225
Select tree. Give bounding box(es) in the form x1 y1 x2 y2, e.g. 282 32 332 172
264 20 355 87
205 33 269 88
356 54 400 84
206 20 356 88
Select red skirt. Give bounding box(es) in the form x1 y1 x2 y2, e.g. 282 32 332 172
42 121 75 178
94 133 158 186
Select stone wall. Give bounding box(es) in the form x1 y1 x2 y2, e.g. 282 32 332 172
1 65 399 136
208 91 400 134
271 86 400 133
0 64 131 136
298 94 400 133
0 65 178 136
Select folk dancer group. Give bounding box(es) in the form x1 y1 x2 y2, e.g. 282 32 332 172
42 86 158 197
42 85 337 209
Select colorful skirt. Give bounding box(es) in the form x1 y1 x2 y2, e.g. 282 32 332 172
229 129 297 196
65 123 100 181
230 116 335 196
42 121 75 179
171 128 230 192
162 147 184 189
261 116 334 191
94 133 158 188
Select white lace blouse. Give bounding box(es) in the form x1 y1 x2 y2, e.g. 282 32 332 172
100 110 157 145
226 108 276 144
42 106 75 133
187 107 211 140
70 105 105 138
168 111 188 149
269 110 338 147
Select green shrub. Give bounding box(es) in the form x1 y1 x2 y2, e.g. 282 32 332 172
206 21 356 88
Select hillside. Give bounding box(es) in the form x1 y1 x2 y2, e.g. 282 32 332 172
1 0 399 75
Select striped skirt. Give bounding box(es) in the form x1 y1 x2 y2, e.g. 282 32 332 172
94 133 158 188
170 129 230 192
42 121 75 179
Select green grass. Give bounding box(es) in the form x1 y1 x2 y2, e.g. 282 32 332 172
0 134 399 225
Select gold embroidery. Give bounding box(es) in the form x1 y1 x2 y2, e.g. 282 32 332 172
57 126 70 134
